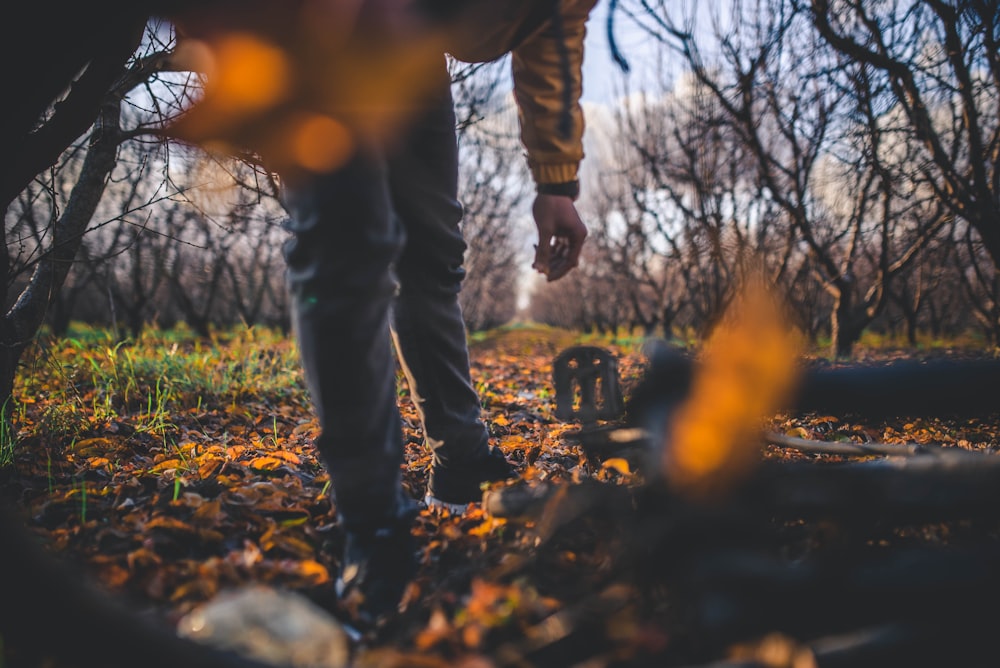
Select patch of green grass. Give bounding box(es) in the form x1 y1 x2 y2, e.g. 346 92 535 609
14 324 307 445
36 402 89 440
0 422 14 470
79 478 87 525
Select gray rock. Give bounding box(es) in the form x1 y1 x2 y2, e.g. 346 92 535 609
176 585 350 668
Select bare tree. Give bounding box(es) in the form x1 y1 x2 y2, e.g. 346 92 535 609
0 25 171 413
619 75 799 335
526 271 587 329
622 0 958 356
458 144 528 331
955 220 1000 343
223 215 289 328
810 0 1000 270
451 57 531 332
886 233 962 346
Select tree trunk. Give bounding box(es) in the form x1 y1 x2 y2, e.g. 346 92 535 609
126 306 145 341
830 292 867 359
905 311 918 347
0 9 144 210
0 94 124 425
832 322 863 358
48 297 74 337
0 345 23 428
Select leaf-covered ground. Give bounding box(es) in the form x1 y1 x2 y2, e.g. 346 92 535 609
2 324 999 666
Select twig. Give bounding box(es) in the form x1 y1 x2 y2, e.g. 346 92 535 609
763 430 983 459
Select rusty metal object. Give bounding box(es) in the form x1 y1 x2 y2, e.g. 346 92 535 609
553 346 625 425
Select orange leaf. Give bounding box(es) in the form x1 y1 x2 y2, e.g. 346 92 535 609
127 547 161 570
665 279 802 499
198 458 223 478
97 563 130 589
73 438 113 456
270 534 316 559
468 517 506 538
146 516 196 533
87 456 112 470
601 458 631 476
150 458 186 473
270 450 301 465
248 456 285 471
414 608 453 651
441 523 464 540
192 499 222 524
226 445 247 459
462 624 483 649
169 577 219 602
294 559 329 585
291 422 319 438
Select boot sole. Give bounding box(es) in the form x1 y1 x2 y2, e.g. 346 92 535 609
422 493 474 515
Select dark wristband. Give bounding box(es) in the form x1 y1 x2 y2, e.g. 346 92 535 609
536 180 580 201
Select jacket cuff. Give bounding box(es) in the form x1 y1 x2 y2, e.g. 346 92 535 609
537 180 580 200
531 162 580 185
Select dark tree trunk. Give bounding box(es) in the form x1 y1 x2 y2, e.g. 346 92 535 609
0 85 128 424
905 312 918 347
48 298 74 337
0 8 145 209
831 292 869 359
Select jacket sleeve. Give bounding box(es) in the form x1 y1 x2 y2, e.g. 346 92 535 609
511 0 598 186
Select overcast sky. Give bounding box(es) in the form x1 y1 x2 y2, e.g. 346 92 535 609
581 0 733 105
581 2 660 105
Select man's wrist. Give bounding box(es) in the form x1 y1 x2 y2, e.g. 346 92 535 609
536 180 580 201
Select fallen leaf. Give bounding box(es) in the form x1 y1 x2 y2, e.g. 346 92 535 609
150 458 187 473
601 458 631 476
270 450 302 465
248 456 286 471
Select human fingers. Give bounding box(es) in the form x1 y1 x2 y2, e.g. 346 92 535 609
532 237 552 277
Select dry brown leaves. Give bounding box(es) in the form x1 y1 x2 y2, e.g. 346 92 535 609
2 326 999 666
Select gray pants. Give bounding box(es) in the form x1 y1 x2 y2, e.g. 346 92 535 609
281 64 490 529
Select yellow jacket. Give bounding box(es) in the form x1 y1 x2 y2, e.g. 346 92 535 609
444 0 600 186
169 0 598 184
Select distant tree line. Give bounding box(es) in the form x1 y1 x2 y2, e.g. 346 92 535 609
528 0 999 357
0 11 527 421
2 0 996 430
3 28 525 341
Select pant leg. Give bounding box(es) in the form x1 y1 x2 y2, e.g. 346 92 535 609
388 65 491 468
281 147 412 530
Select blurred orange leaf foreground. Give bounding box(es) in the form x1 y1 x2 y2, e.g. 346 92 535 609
168 0 452 177
663 279 803 500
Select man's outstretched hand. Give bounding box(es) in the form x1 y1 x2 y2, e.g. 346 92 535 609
532 194 588 282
